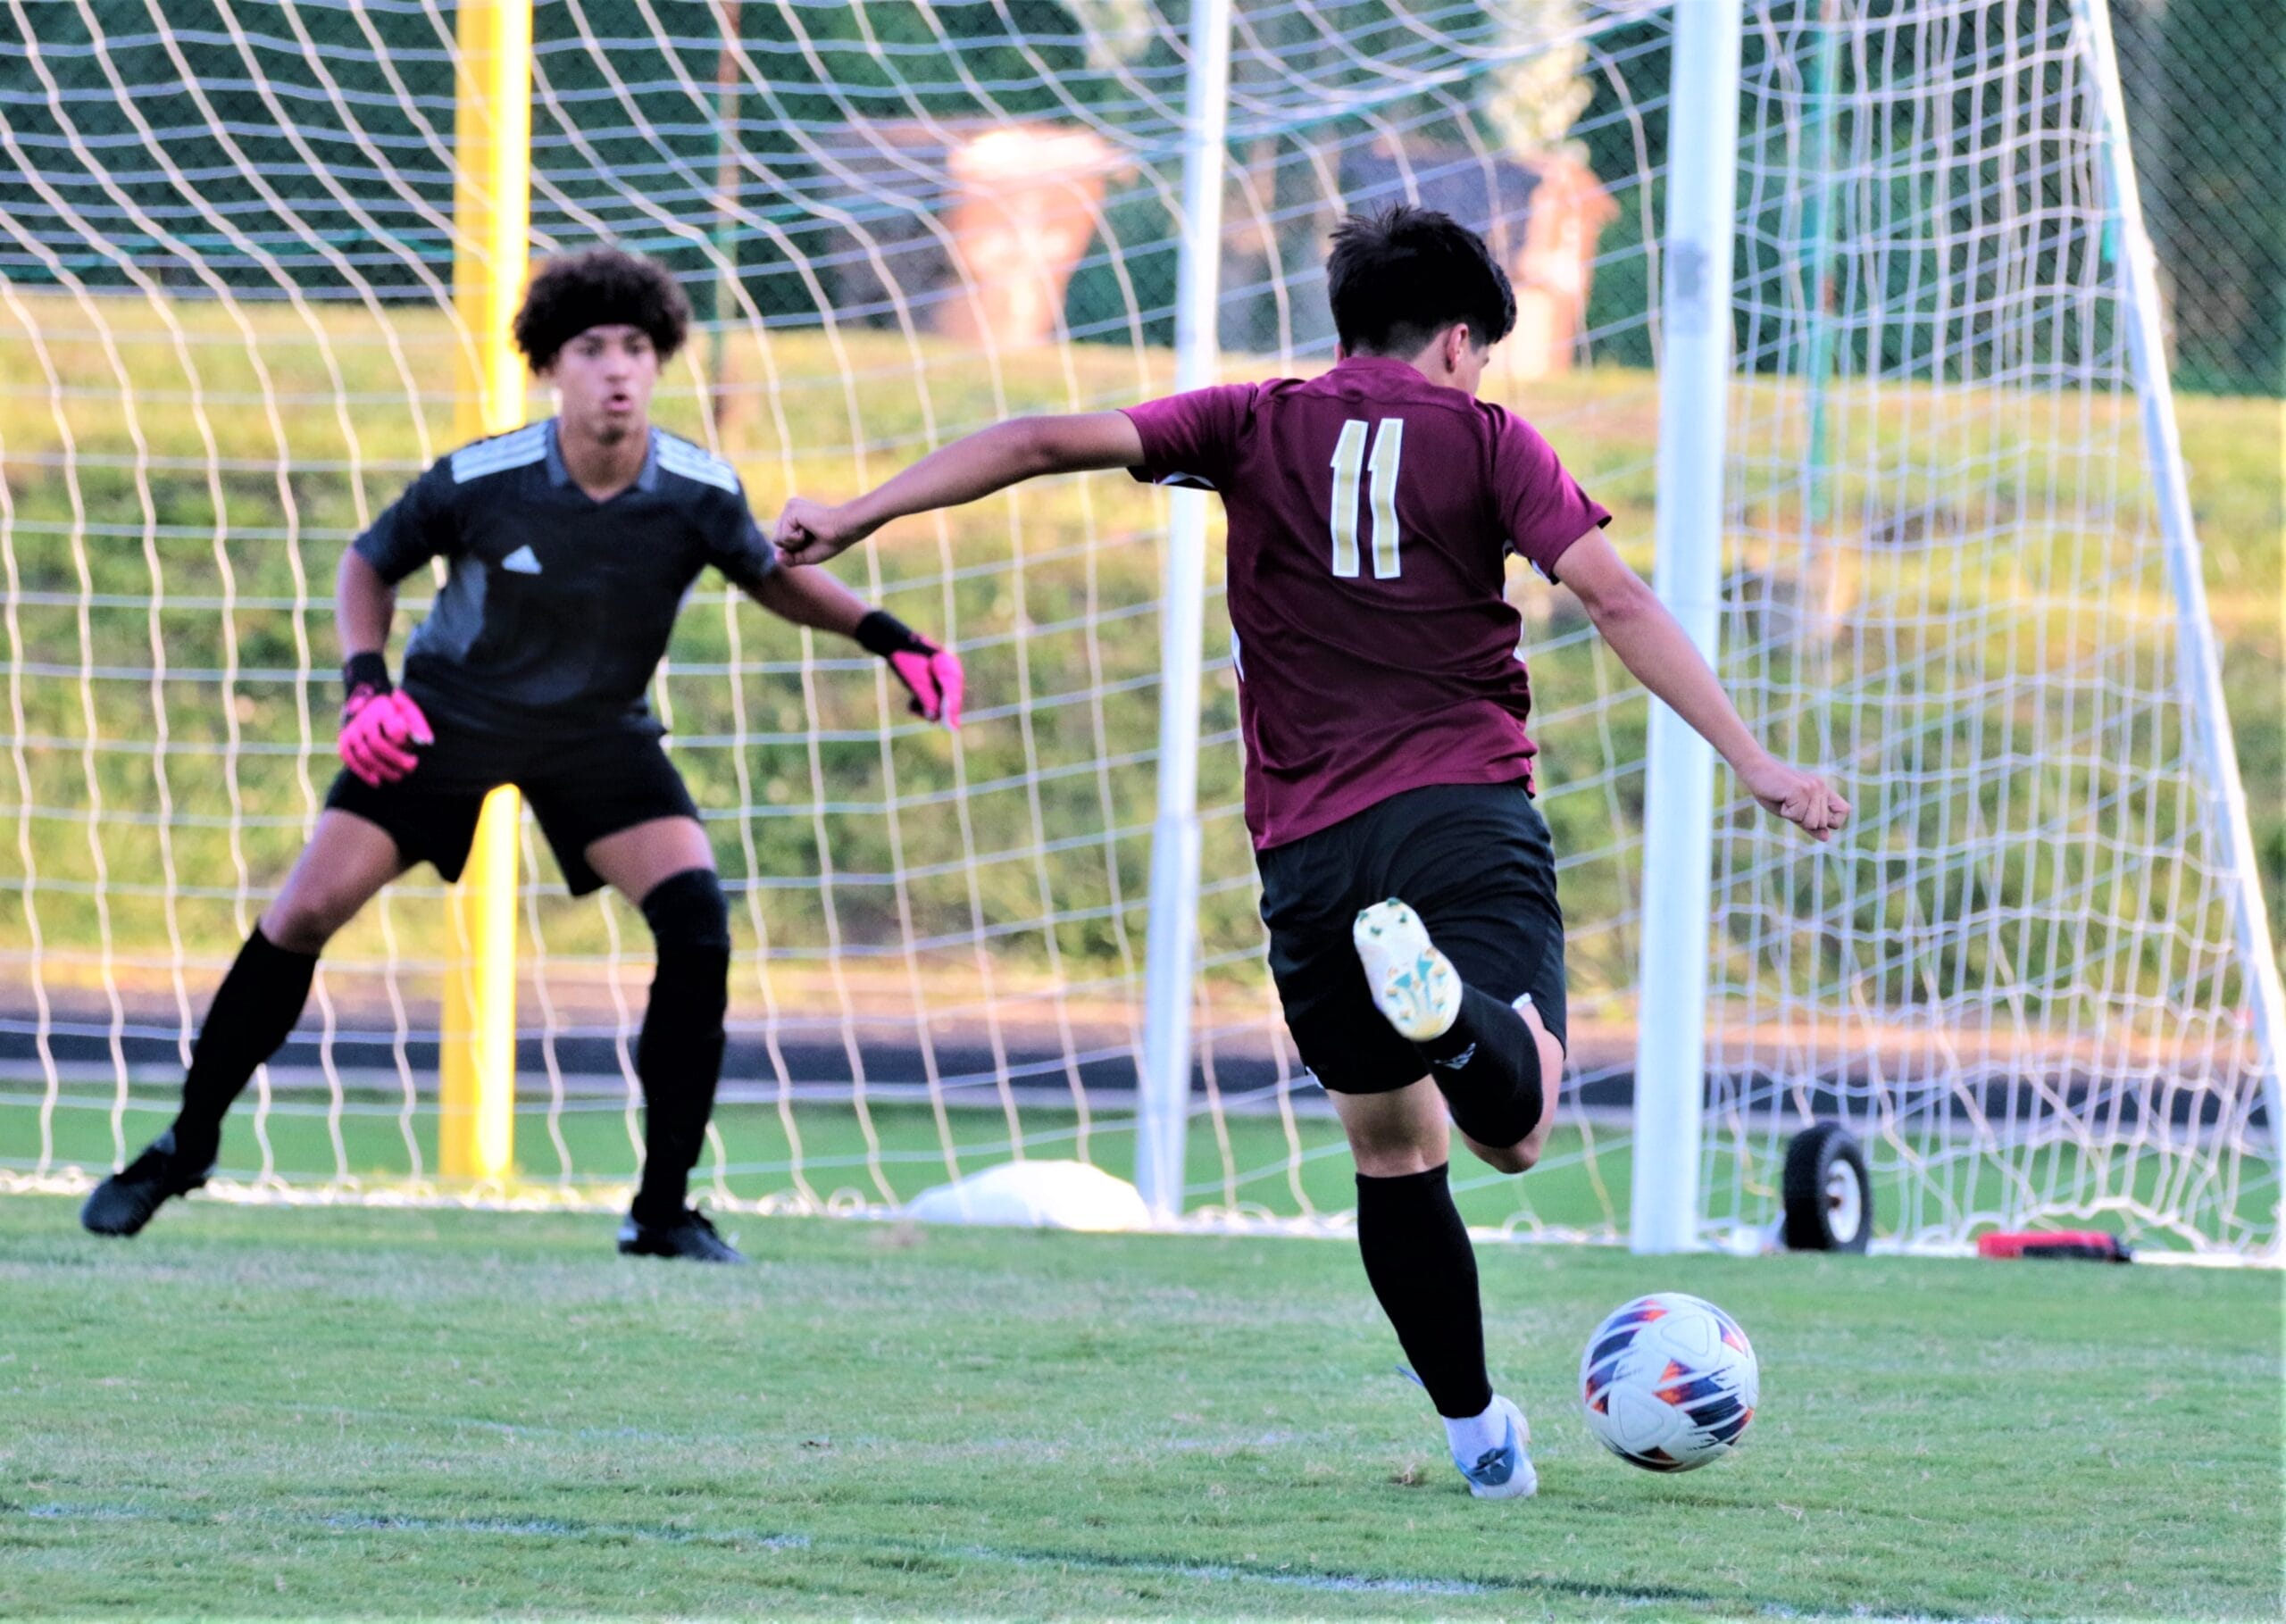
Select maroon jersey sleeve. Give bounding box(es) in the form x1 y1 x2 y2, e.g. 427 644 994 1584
1488 404 1612 581
1120 384 1260 491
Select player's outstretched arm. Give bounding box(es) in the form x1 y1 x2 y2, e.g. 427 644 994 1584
1559 531 1849 842
745 562 964 729
775 411 1146 566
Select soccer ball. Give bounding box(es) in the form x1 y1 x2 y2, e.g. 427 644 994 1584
1579 1293 1760 1472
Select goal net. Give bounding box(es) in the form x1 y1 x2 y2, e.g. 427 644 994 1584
1 0 2274 1257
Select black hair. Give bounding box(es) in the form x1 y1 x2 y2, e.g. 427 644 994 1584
512 246 690 371
1325 204 1517 357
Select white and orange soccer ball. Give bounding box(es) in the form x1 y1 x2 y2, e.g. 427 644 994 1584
1579 1293 1760 1472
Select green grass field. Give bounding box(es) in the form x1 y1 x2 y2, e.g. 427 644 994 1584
1 1197 2277 1620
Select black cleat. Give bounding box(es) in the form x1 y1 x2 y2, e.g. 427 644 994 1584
80 1130 213 1237
616 1205 746 1263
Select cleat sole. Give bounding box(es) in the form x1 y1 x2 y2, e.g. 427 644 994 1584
1353 899 1462 1043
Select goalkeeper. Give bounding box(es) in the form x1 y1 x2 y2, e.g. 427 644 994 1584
81 247 963 1262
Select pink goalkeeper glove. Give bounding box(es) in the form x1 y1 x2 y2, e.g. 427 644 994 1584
339 655 433 786
857 611 964 729
889 645 964 729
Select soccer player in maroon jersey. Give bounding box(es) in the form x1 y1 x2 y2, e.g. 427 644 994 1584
775 205 1848 1495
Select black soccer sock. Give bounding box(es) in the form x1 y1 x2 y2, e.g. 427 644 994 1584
1355 1164 1492 1420
631 868 731 1226
1414 985 1544 1153
170 925 319 1166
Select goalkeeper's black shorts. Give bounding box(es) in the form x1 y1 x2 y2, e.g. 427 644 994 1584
324 720 699 896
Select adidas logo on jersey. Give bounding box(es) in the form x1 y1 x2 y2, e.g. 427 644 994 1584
501 545 542 575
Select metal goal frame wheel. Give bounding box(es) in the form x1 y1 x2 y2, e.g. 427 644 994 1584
1781 1122 1873 1253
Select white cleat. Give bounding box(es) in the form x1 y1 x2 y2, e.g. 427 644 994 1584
1353 898 1461 1043
1453 1395 1538 1500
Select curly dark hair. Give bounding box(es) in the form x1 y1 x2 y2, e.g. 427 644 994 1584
1326 204 1516 358
511 246 690 370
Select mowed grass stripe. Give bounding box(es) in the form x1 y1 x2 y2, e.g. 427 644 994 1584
1 1198 2277 1620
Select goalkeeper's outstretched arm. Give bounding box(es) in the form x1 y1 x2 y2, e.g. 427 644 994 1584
744 554 868 637
774 412 1145 566
744 552 965 729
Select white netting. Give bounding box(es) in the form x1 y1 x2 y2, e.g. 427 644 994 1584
0 1 2273 1254
1703 0 2279 1256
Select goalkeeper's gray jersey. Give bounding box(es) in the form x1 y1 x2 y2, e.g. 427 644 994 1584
354 419 776 737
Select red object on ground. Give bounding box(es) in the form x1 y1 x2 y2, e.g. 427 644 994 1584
1975 1230 2133 1262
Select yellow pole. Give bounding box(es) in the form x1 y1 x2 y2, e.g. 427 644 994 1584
442 0 531 1183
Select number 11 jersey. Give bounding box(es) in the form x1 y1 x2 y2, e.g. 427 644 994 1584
1120 354 1610 850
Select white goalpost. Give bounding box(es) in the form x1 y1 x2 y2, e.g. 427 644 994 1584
1670 0 2281 1260
1628 0 1742 1255
2080 0 2286 1162
1134 0 1234 1224
0 0 2274 1260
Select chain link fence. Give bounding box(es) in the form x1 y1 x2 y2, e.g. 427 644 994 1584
0 2 2276 394
2114 0 2283 396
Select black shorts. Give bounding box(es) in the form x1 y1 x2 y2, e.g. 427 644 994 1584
324 720 698 895
1256 780 1566 1095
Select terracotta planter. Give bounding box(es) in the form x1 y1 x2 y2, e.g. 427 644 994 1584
1338 139 1618 376
935 126 1117 349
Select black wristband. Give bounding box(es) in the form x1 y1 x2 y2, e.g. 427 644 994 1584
342 651 393 702
854 609 932 658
